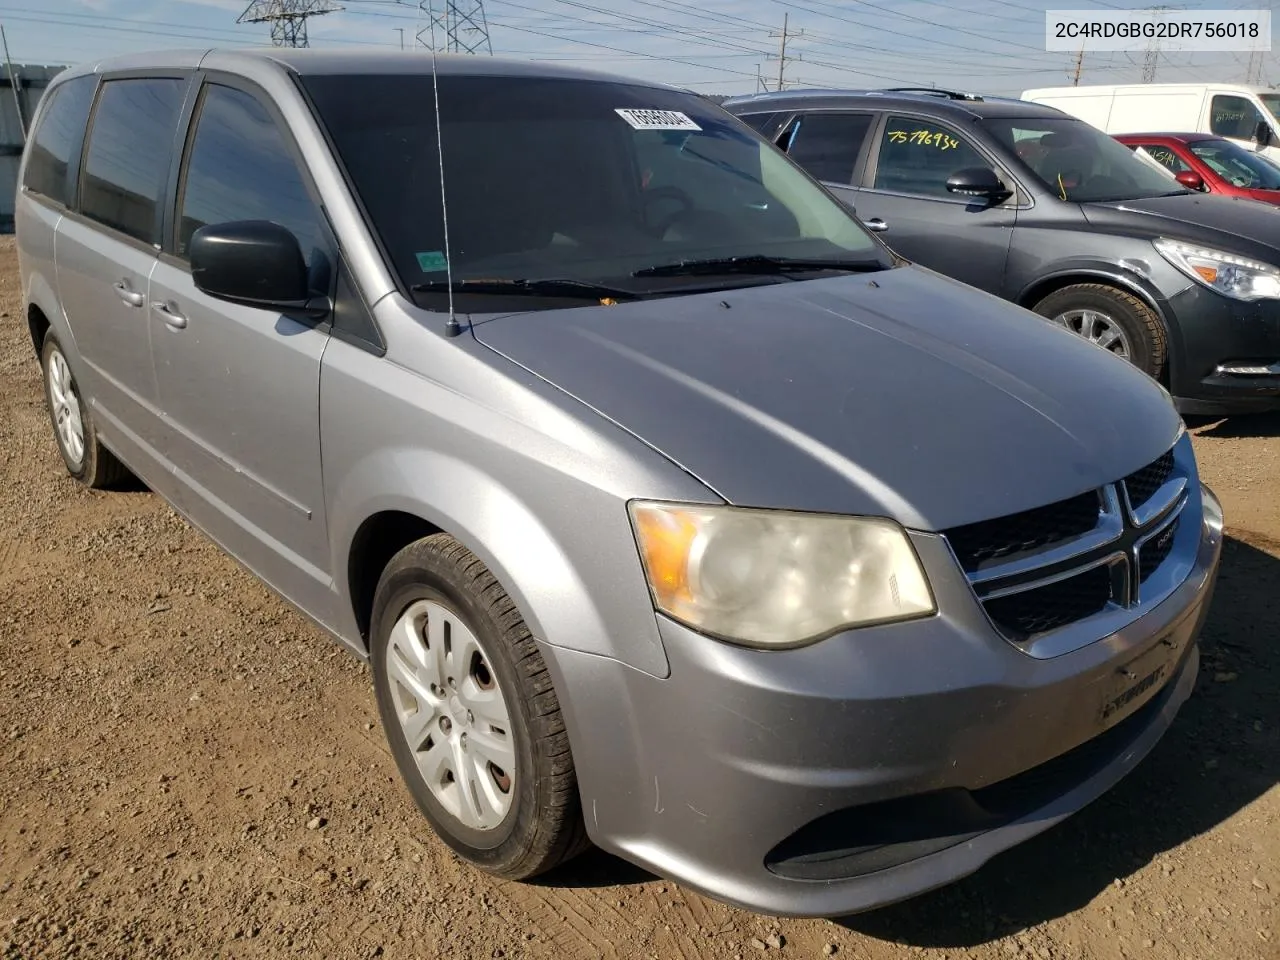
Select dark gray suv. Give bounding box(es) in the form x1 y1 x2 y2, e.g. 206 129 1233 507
16 50 1222 918
725 87 1280 416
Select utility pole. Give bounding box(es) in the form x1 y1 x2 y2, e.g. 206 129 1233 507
237 0 342 47
1 24 24 140
1072 37 1085 85
768 13 802 91
396 27 405 49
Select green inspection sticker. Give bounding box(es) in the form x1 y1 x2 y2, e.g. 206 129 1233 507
416 250 448 272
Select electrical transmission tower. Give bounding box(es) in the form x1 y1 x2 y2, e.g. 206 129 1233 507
238 0 342 47
1246 47 1265 84
414 0 493 54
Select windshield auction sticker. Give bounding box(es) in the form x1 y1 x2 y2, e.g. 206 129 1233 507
1046 9 1271 51
615 109 702 131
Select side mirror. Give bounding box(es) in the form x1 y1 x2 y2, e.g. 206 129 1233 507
1175 170 1205 191
1253 119 1275 148
189 220 330 319
945 166 1011 202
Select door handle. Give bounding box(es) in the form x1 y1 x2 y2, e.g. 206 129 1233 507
151 300 188 330
112 281 145 308
863 217 889 233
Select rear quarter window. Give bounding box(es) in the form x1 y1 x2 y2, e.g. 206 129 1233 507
22 75 97 207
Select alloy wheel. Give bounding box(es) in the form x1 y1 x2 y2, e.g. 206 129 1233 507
1051 308 1133 360
47 348 86 468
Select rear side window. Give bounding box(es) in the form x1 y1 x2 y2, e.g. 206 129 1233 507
1209 94 1263 140
22 75 96 206
781 112 873 185
737 111 781 136
176 83 328 270
80 77 187 244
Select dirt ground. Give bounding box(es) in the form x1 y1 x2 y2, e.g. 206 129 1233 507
0 233 1276 960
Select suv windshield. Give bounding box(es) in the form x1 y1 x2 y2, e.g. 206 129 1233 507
983 116 1187 203
1189 137 1280 190
299 73 889 309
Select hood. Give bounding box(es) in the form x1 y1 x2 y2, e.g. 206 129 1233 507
471 266 1183 533
1083 191 1280 258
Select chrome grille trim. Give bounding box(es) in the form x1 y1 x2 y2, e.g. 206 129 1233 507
941 438 1198 653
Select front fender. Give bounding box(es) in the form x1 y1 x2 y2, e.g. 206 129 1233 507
328 447 675 679
1016 257 1176 325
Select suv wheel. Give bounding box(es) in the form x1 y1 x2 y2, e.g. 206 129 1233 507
1031 283 1167 380
40 333 130 489
369 533 590 879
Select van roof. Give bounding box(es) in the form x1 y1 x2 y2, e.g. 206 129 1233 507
56 46 685 92
1023 82 1276 96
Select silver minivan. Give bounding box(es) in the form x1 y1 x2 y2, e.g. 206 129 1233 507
15 47 1224 918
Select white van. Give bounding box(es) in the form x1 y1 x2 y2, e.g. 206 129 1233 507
1020 83 1280 161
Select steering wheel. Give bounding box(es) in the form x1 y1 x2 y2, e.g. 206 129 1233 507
642 184 697 237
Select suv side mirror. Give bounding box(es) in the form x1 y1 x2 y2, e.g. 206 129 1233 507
189 220 331 319
1175 170 1206 191
945 167 1011 202
1253 119 1275 148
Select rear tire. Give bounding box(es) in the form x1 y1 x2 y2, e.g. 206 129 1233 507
1031 283 1167 381
40 332 130 489
369 533 590 880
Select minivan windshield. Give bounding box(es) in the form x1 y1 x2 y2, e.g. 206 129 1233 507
1189 137 1280 190
299 73 889 309
983 116 1189 203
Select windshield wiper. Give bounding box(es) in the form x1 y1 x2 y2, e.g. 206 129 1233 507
631 255 887 278
411 277 640 300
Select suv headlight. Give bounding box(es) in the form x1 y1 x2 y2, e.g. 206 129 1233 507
628 501 936 649
1154 237 1280 301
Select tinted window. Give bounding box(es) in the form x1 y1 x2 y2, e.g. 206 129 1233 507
177 83 327 272
872 115 986 198
1189 137 1280 189
22 75 96 206
80 77 186 244
983 117 1183 203
300 74 886 313
783 112 873 185
1209 94 1263 140
737 111 780 136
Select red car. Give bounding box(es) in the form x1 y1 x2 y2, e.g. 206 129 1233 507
1114 132 1280 205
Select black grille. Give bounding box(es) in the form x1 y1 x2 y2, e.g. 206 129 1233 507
943 491 1102 574
983 564 1113 642
1139 515 1181 582
1124 449 1175 512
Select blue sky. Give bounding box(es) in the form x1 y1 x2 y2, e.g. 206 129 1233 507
1 0 1273 96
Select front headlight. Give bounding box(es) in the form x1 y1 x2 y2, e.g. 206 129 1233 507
628 501 936 649
1154 237 1280 301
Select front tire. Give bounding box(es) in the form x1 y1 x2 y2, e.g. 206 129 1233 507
369 533 589 880
1031 283 1167 381
40 332 130 489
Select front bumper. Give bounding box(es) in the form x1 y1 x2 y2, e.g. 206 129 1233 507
1165 285 1280 414
541 484 1224 918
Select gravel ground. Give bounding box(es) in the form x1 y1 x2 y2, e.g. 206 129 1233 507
0 235 1276 960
